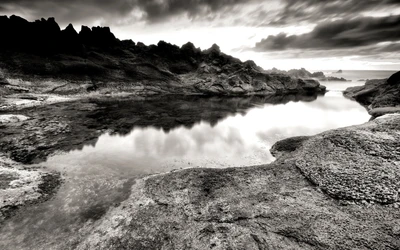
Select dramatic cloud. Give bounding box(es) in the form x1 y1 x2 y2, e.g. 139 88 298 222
254 15 400 51
0 0 253 25
1 0 398 28
270 0 400 25
133 0 251 22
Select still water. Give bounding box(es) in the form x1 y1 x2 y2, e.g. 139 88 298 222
0 82 371 249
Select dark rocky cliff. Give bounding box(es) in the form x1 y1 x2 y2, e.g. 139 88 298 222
0 15 326 96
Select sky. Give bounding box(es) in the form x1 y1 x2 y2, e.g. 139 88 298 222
0 0 399 71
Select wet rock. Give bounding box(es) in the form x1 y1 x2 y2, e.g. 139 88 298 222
0 114 29 123
0 155 61 223
270 136 310 158
344 71 400 117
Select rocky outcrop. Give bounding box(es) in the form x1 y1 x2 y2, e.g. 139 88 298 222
0 15 326 96
0 154 60 224
344 71 400 117
268 68 349 82
74 114 400 250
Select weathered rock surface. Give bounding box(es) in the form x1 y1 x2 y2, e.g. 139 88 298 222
294 114 400 204
0 155 60 224
0 91 399 248
74 114 400 250
0 114 29 123
344 71 400 117
0 15 326 96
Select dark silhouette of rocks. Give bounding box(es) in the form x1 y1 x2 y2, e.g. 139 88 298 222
0 15 118 54
0 15 326 96
387 71 400 86
79 26 117 48
60 23 83 53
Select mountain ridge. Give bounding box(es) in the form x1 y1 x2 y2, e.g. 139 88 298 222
0 15 326 96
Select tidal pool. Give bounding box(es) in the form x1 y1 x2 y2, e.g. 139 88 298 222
0 82 370 249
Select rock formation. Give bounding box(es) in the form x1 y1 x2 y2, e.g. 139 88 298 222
268 68 349 82
0 15 326 96
344 71 400 117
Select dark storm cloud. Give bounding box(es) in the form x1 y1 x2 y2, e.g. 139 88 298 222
258 43 400 60
254 15 400 51
270 0 400 25
134 0 251 22
0 0 251 25
0 0 134 24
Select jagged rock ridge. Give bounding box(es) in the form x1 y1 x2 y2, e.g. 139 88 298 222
0 15 326 96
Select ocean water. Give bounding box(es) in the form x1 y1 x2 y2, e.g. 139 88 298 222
323 70 397 81
320 70 397 91
0 70 394 249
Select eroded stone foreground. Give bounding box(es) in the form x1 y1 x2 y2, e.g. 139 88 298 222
0 155 60 224
76 114 400 250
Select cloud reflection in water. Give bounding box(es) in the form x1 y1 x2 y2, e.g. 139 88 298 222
47 91 370 175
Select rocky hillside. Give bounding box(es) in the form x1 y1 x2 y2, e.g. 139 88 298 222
344 71 400 117
0 15 326 96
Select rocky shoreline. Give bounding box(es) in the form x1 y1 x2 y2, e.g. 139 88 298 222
0 153 61 224
344 71 400 118
74 114 400 249
73 72 400 248
0 71 399 248
0 14 326 225
0 94 323 223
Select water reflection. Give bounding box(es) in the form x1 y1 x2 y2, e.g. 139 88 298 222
49 91 368 172
0 90 370 249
